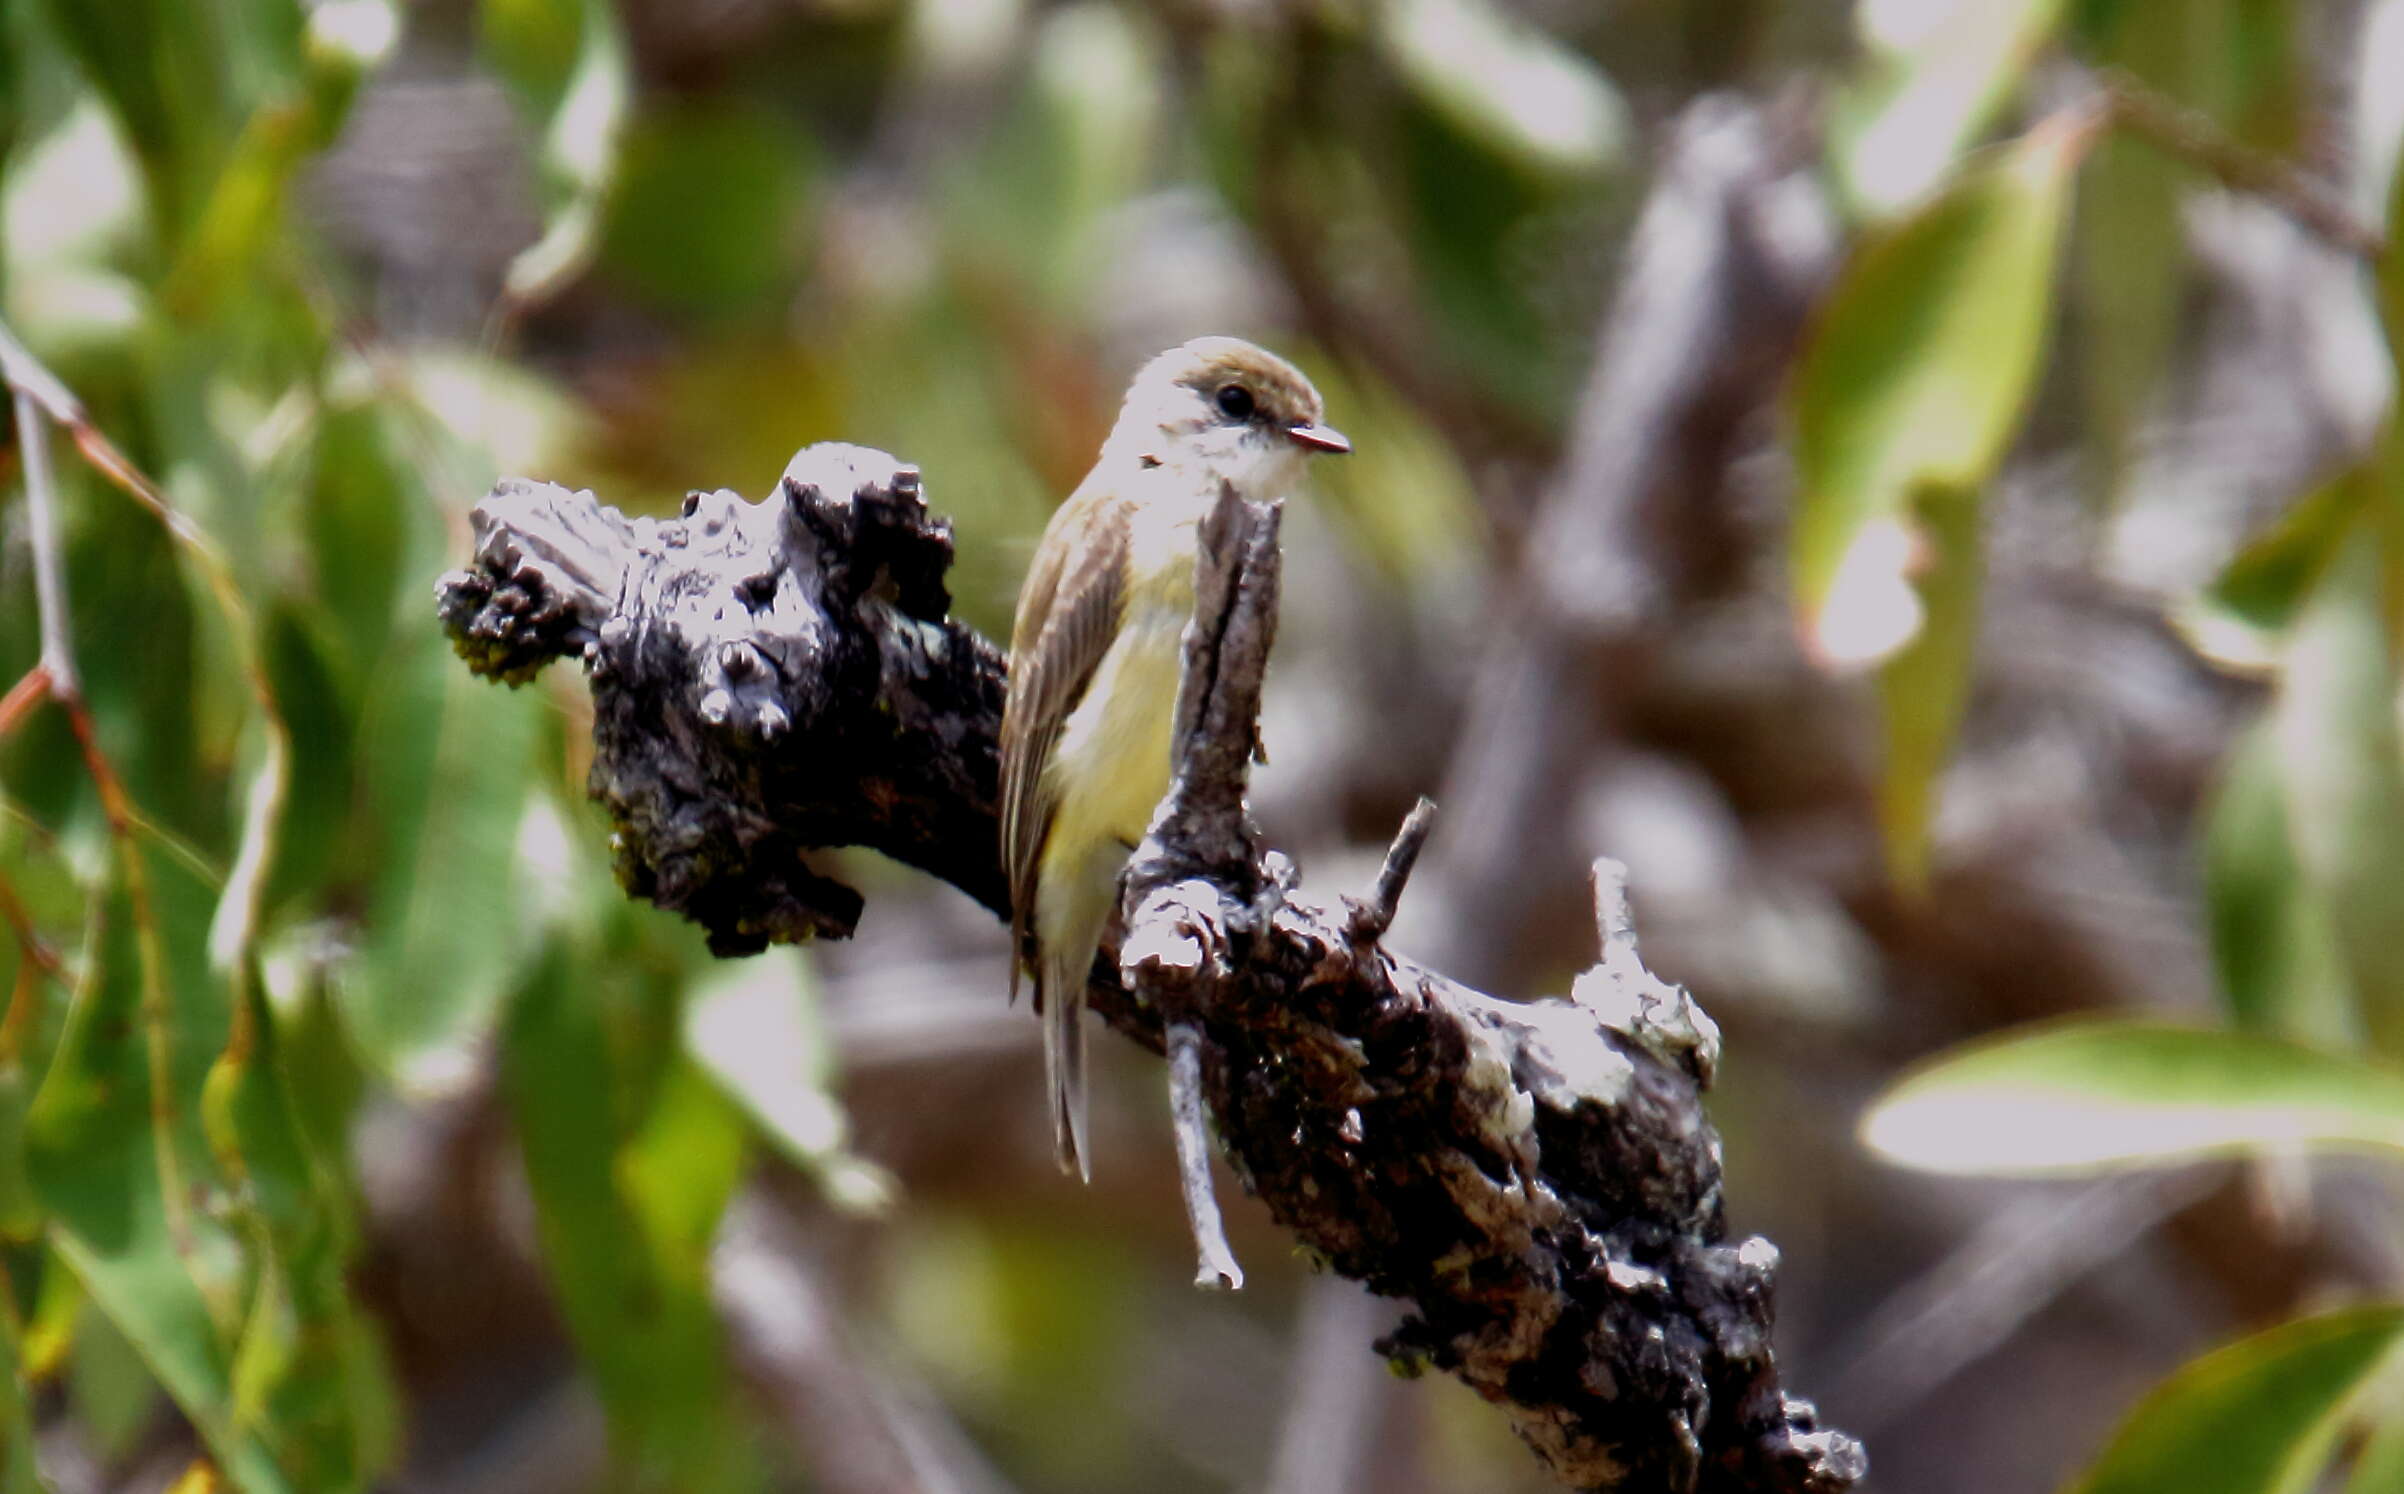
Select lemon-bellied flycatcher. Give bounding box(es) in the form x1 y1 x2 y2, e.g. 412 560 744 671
1000 336 1349 1180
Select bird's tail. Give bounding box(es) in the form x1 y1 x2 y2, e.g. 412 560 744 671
1042 949 1090 1181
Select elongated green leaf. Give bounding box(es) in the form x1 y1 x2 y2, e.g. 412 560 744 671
501 0 629 307
1873 481 1982 887
1792 115 2091 653
2179 476 2368 670
2350 1403 2404 1494
2071 131 2181 508
598 101 806 323
341 631 542 1083
2272 517 2404 1057
2068 1306 2404 1494
204 974 385 1492
1832 0 2067 216
0 1267 37 1494
26 857 286 1492
69 1304 158 1462
1862 1018 2404 1175
1376 0 1627 178
1790 114 2091 881
37 0 234 239
684 949 892 1213
2202 717 2356 1044
503 948 756 1492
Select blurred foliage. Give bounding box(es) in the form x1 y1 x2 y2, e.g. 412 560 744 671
2 0 2404 1489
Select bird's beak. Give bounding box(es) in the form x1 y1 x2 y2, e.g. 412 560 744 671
1286 422 1351 455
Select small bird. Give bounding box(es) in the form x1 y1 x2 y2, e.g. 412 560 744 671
1001 336 1350 1179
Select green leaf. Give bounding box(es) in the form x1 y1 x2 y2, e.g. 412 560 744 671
203 973 386 1491
1872 481 1982 888
1792 115 2091 653
1792 115 2091 650
2071 130 2182 508
500 0 630 307
340 631 542 1083
301 403 410 678
2068 1305 2404 1494
684 949 892 1213
258 607 354 918
2350 1403 2404 1494
1862 1018 2404 1175
26 856 287 1492
1376 0 1627 178
1832 0 2068 216
37 0 235 239
0 1268 39 1494
2179 475 2368 670
480 0 587 111
69 1303 160 1462
503 947 756 1492
598 101 807 323
2271 516 2404 1057
2202 716 2356 1044
1789 114 2091 881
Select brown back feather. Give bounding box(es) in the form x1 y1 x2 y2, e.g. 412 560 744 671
999 484 1130 1001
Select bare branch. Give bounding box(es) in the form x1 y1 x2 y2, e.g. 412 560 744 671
2097 67 2385 261
1346 797 1437 942
1167 1024 1244 1291
436 449 1866 1494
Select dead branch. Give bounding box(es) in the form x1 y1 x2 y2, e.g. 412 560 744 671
434 444 1866 1494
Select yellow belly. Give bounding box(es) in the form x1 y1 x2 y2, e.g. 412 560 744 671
1041 597 1186 882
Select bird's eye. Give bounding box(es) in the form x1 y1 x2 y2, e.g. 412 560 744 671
1216 384 1255 420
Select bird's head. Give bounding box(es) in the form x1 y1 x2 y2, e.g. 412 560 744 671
1105 336 1350 497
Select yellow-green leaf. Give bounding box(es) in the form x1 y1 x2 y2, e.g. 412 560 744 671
2068 1306 2404 1494
2349 1403 2404 1494
1872 481 1981 888
2179 475 2369 670
2272 517 2404 1057
502 947 758 1492
1377 0 1627 178
684 949 892 1214
2201 717 2356 1045
1862 1018 2404 1175
1793 113 2091 656
1790 113 2093 881
26 860 288 1492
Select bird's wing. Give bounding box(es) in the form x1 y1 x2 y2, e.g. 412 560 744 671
1000 492 1129 993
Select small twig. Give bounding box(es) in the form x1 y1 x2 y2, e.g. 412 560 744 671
0 870 61 984
1572 858 1722 1088
0 667 46 739
2099 67 2386 261
1167 1023 1243 1291
1592 856 1638 958
1347 796 1437 941
7 336 198 1254
14 392 76 699
0 315 291 979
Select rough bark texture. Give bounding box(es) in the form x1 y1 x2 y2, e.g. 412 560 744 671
435 444 1867 1494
